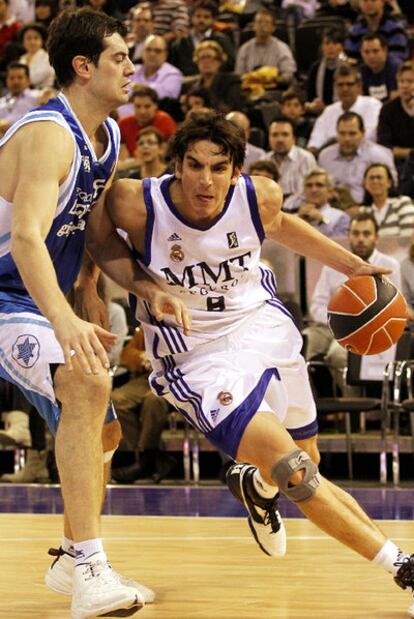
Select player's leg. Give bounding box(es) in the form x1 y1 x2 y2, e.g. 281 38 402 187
53 359 144 617
46 418 154 603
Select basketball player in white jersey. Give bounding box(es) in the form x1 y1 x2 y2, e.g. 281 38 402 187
85 111 414 615
0 8 189 619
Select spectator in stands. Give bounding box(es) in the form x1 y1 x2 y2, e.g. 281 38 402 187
401 235 414 321
262 116 316 197
345 0 408 65
34 0 56 29
248 159 279 180
234 9 297 84
111 328 173 484
150 0 190 43
306 27 347 114
127 126 169 179
0 0 21 72
19 22 54 88
361 162 414 237
226 110 266 170
127 5 154 64
280 89 313 148
283 167 351 236
117 85 176 170
308 64 382 152
318 111 397 203
180 86 212 118
169 0 235 75
132 34 183 101
0 61 38 135
316 0 358 20
184 40 243 113
303 212 401 391
377 60 414 168
359 33 398 102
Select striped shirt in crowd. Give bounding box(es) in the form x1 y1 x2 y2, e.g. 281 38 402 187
152 0 189 36
362 196 414 238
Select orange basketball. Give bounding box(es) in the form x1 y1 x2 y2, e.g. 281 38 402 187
327 275 408 355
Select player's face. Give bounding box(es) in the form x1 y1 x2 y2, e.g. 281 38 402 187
349 220 377 260
175 140 240 226
90 33 135 107
364 165 391 197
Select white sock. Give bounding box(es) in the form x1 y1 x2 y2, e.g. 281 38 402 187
373 540 409 575
74 538 106 566
61 536 75 557
253 469 278 499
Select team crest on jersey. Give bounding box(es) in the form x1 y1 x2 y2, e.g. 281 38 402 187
12 334 40 369
82 156 91 172
168 233 182 241
227 231 239 249
218 391 233 406
170 244 184 262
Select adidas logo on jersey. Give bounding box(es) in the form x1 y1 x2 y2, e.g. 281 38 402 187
168 233 182 241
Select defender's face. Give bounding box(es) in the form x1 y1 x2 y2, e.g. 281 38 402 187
91 33 134 107
175 140 240 226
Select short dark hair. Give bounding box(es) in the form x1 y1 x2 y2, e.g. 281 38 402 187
169 110 245 170
20 21 48 45
248 160 279 181
6 61 30 78
322 27 345 45
191 0 218 18
337 111 365 132
281 88 305 107
350 211 379 235
269 115 297 137
361 32 388 48
334 63 361 83
131 84 159 104
254 8 275 24
47 7 127 88
186 86 212 107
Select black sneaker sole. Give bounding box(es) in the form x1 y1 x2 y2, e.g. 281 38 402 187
98 602 144 617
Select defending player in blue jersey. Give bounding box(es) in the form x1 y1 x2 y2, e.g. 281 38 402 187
85 111 414 617
0 8 189 619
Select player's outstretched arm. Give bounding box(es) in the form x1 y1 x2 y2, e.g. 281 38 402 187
253 175 392 278
9 122 116 374
86 179 191 335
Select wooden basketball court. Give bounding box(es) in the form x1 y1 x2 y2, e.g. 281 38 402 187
0 513 413 618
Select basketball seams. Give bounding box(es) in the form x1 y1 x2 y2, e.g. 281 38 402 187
335 293 404 339
337 317 407 354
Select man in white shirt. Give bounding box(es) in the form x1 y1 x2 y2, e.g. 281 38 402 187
0 61 38 136
261 116 316 196
235 9 297 83
318 111 396 203
304 212 401 390
308 64 382 151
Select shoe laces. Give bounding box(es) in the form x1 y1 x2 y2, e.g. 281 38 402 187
394 554 414 589
262 501 281 534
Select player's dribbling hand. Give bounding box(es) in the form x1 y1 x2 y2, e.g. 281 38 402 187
53 312 117 374
147 289 192 336
351 262 392 278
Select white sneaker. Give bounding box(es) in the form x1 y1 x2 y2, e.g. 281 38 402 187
46 547 155 604
71 552 144 619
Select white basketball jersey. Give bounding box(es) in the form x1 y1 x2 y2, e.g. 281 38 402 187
134 173 290 358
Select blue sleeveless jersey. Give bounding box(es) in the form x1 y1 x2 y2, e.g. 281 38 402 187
0 93 120 314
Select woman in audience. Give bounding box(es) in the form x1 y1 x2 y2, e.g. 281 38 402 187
34 0 57 29
19 22 55 88
127 126 169 180
362 162 414 237
183 40 244 113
